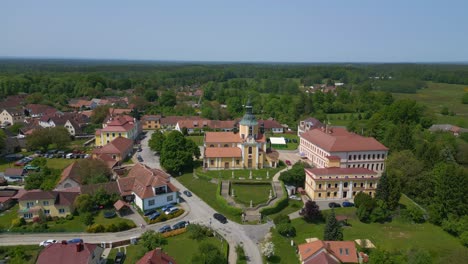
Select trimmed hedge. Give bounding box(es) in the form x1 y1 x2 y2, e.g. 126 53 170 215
162 227 187 238
216 182 243 217
148 209 185 224
260 182 289 216
231 181 272 185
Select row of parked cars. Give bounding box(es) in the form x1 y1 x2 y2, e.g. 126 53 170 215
39 238 83 247
158 220 190 234
38 150 90 159
328 201 354 208
144 205 180 221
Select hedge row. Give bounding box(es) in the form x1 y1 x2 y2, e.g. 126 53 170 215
162 227 187 238
260 182 289 216
231 181 272 185
216 182 243 217
148 209 185 224
86 221 136 233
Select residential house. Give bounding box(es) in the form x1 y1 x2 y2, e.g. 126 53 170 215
55 162 82 190
17 189 79 220
95 115 140 146
259 119 284 134
0 108 25 126
160 116 202 130
117 163 178 212
298 239 358 264
136 248 177 264
3 168 25 182
0 189 17 211
175 119 236 134
203 100 278 170
25 104 57 118
429 124 468 137
69 98 94 110
92 137 134 164
141 115 162 130
36 242 104 264
39 113 85 136
297 117 324 136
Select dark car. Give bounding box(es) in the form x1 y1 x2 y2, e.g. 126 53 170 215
172 220 190 230
183 190 192 197
342 201 355 207
114 252 126 264
137 155 143 162
158 225 172 233
143 209 157 216
214 213 227 224
67 238 83 244
328 202 342 208
148 211 161 220
285 160 292 166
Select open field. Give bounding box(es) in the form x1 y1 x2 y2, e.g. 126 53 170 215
232 182 272 206
393 82 468 127
106 232 228 264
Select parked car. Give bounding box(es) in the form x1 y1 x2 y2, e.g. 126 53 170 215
67 238 83 244
183 190 192 197
114 252 126 264
148 211 161 220
213 213 227 224
172 220 190 230
143 209 157 216
289 195 301 201
285 160 292 166
137 155 143 162
165 207 179 215
14 159 28 166
161 205 174 212
158 225 172 233
39 239 57 247
342 201 355 207
24 165 40 171
328 202 341 208
66 153 74 159
137 147 143 152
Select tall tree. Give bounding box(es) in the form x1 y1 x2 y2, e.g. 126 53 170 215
303 200 322 222
160 131 198 174
139 230 167 251
375 172 401 210
323 209 343 241
148 130 166 153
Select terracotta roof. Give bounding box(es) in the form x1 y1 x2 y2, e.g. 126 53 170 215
136 248 177 264
326 156 341 161
56 192 79 206
25 104 57 115
306 167 377 177
298 240 358 264
142 115 162 121
300 127 388 152
17 190 78 206
259 119 283 129
204 147 242 158
205 132 242 143
160 116 202 126
36 243 101 264
0 196 12 203
96 154 119 169
114 200 129 211
4 168 24 177
93 137 133 156
101 115 136 133
109 108 132 116
59 162 82 185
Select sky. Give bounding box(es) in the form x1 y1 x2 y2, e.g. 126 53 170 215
1 0 467 62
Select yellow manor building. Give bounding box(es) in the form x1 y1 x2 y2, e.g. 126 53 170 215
203 100 278 170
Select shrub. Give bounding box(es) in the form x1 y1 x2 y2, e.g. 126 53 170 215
407 205 426 223
106 223 119 232
187 224 213 240
66 214 74 220
460 231 468 247
276 223 296 237
82 212 94 226
86 224 105 233
11 218 26 227
162 228 187 238
273 214 290 225
260 182 289 215
117 221 135 231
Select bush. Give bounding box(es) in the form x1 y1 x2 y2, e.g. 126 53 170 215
162 228 187 238
460 231 468 247
66 214 74 220
11 218 26 228
187 224 213 240
106 224 119 232
260 182 289 216
273 214 290 225
407 205 426 223
117 221 135 231
276 223 296 237
86 224 105 233
82 212 94 226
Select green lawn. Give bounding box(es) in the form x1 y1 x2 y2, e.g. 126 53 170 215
232 183 272 206
0 245 41 264
393 82 468 127
45 215 86 232
268 133 299 150
177 173 242 222
267 199 303 220
271 205 468 264
93 210 135 226
106 232 227 264
186 135 204 146
195 166 282 181
325 113 355 126
0 204 19 230
45 158 75 170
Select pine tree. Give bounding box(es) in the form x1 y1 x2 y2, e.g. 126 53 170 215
323 209 343 241
375 172 401 210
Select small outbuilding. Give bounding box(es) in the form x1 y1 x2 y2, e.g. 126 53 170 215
114 200 131 216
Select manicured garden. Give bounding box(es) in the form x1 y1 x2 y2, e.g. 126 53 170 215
232 182 272 206
195 166 282 181
269 205 468 264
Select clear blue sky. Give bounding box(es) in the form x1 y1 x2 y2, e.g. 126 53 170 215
1 0 467 62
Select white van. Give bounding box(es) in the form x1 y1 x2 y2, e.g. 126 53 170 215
66 153 74 159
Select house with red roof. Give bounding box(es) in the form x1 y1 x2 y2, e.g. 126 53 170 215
141 114 162 130
259 119 284 134
95 115 140 146
25 104 58 118
117 163 178 212
298 238 358 264
136 248 177 264
36 242 104 264
16 189 79 220
299 127 388 201
92 137 134 165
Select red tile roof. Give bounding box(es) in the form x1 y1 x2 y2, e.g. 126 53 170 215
259 119 283 129
298 240 358 264
4 168 24 177
93 137 133 156
17 190 78 206
59 162 82 184
205 132 242 143
160 116 203 126
114 200 129 211
205 147 242 158
306 167 377 176
136 248 177 264
300 127 388 152
36 243 101 264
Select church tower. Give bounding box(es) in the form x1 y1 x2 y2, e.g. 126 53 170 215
239 99 264 169
239 99 259 140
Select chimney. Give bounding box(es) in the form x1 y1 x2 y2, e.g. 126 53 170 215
61 240 67 245
76 243 83 252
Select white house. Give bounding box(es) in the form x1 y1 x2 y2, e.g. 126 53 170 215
117 163 178 212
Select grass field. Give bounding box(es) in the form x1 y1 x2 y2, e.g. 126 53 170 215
106 232 227 264
186 135 204 146
393 82 468 127
45 158 75 170
270 200 468 264
232 183 272 206
0 204 19 230
267 199 303 220
0 245 41 264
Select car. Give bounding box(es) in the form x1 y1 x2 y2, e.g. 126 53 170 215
114 252 126 264
172 220 190 230
24 165 40 171
143 209 157 216
137 155 143 162
148 211 161 220
67 238 83 244
158 225 172 233
137 148 143 152
342 201 355 207
161 205 174 212
289 195 301 201
165 207 179 215
183 190 192 197
285 160 292 166
213 213 227 224
328 202 341 208
66 153 74 159
39 239 57 247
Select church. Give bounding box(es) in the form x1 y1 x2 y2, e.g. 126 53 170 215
203 100 278 170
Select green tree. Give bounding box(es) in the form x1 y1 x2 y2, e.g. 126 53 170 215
160 131 198 174
323 209 343 241
375 172 401 210
462 93 468 104
75 159 112 185
139 230 167 251
192 241 227 264
0 129 6 151
159 90 177 107
144 89 158 102
26 127 71 151
74 194 94 214
407 248 432 264
148 130 166 153
90 105 110 124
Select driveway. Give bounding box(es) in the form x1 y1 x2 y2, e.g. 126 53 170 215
277 149 305 166
137 130 161 169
